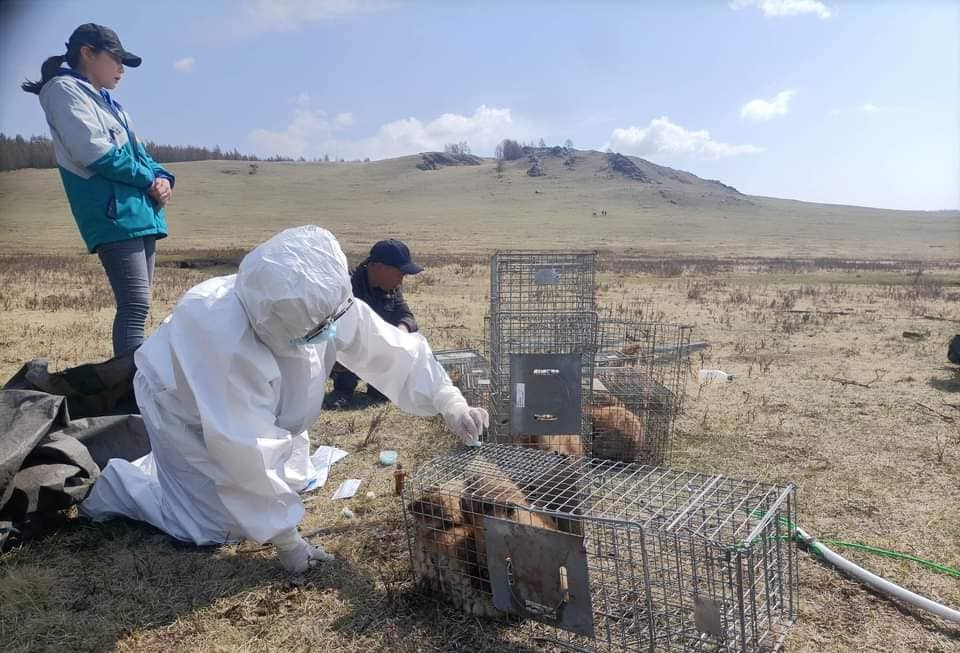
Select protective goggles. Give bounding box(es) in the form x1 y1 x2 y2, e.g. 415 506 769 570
300 297 354 343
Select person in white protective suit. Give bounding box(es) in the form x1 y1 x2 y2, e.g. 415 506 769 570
80 226 488 572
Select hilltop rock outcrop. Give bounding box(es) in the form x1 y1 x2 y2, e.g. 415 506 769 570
417 152 483 170
607 152 652 183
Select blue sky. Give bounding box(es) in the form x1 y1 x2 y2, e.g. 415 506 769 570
1 0 957 210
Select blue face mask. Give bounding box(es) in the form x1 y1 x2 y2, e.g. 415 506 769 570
289 298 353 348
290 322 338 347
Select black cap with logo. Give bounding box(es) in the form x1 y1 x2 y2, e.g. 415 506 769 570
67 24 142 68
368 239 423 275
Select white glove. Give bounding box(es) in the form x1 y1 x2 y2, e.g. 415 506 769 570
273 528 334 573
443 405 489 446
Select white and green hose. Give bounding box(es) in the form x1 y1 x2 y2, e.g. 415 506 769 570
792 524 960 625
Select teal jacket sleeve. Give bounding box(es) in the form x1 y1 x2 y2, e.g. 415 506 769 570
87 146 157 189
137 142 175 188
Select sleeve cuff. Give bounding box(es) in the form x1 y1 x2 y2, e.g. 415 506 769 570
271 527 302 549
433 383 467 417
155 171 175 188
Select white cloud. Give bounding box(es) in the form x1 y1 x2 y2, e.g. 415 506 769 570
730 0 831 19
370 106 519 155
248 104 532 160
860 103 880 113
740 90 796 121
250 106 337 158
607 117 764 160
335 112 355 127
240 0 395 33
173 57 195 73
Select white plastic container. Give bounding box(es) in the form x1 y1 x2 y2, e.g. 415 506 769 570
698 369 734 383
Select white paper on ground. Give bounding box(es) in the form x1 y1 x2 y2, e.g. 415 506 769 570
332 479 362 500
301 446 349 492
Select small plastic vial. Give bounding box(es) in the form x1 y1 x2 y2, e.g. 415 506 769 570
393 464 408 496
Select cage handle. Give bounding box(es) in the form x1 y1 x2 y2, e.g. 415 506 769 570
503 556 571 620
533 414 559 421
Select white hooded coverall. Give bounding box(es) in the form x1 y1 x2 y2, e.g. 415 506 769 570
81 226 473 546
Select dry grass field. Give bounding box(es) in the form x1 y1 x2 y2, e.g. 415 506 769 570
0 158 958 652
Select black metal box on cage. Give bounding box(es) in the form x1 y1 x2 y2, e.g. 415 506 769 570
402 445 798 653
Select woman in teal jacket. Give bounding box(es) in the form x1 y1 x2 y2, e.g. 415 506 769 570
23 23 175 356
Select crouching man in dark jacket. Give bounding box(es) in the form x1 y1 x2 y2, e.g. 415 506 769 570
325 239 422 408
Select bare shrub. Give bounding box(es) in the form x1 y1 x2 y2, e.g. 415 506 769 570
496 139 524 161
443 141 470 156
687 282 705 302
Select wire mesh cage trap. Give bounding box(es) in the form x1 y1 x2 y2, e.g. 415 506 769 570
480 249 698 465
402 445 798 653
490 251 597 316
487 312 598 456
591 320 693 465
434 348 492 409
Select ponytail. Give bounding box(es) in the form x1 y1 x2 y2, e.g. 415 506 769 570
21 54 68 95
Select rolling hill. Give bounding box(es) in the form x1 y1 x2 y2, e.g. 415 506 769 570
0 148 956 260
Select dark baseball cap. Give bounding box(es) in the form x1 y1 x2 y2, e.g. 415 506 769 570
368 239 423 275
67 24 142 68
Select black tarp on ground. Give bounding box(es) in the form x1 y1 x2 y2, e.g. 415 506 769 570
4 350 139 418
0 353 149 549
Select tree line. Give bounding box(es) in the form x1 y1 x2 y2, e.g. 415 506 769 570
0 133 290 172
2 132 580 173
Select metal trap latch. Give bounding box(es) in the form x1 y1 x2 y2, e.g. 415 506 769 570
510 353 583 435
485 516 595 637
